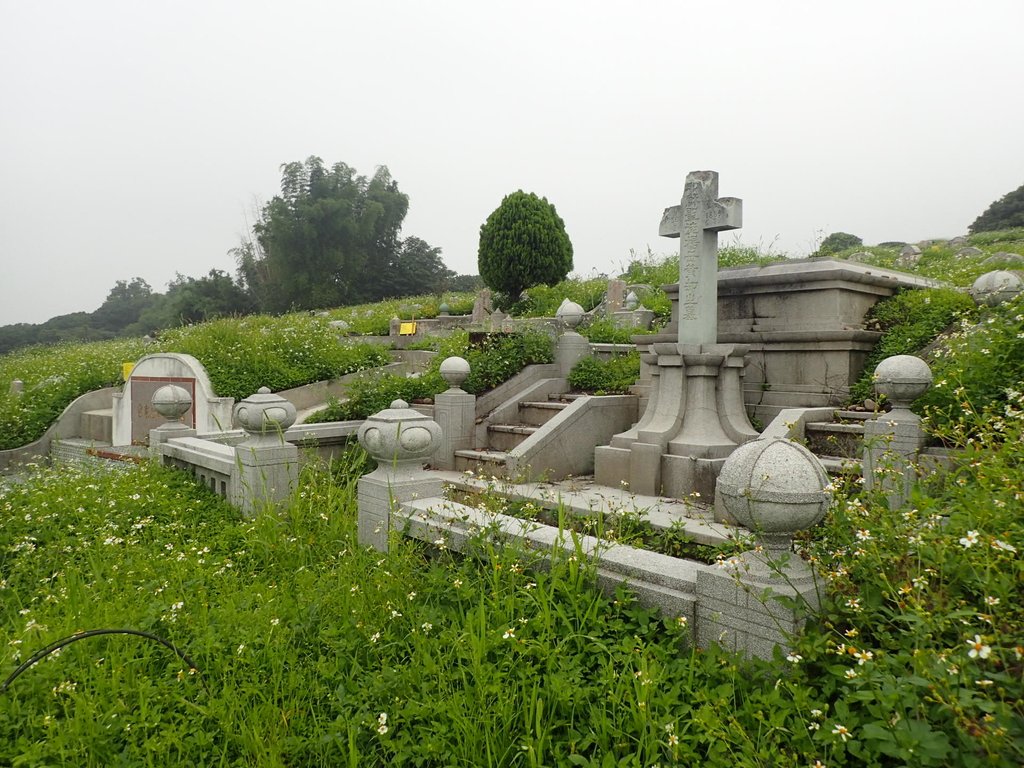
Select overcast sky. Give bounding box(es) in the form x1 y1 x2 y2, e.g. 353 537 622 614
2 1 1022 326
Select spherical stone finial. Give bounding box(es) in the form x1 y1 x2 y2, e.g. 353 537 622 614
555 298 585 329
717 437 831 551
357 399 442 470
152 384 193 423
873 355 932 413
970 270 1023 306
234 387 297 442
438 302 451 317
439 356 470 390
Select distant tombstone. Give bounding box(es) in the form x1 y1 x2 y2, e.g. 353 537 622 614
605 279 626 312
846 251 873 263
956 246 984 258
948 236 969 248
111 353 233 446
9 379 24 397
471 289 492 324
970 270 1023 306
982 251 1024 267
900 244 922 258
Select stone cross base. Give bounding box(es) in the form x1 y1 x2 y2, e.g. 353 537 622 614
594 341 758 511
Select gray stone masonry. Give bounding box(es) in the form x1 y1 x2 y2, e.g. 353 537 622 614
433 357 475 471
596 171 758 507
863 355 932 509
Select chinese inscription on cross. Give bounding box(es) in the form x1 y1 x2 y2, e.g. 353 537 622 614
659 171 742 346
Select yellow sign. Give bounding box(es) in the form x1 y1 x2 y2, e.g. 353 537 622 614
122 362 135 381
399 322 418 336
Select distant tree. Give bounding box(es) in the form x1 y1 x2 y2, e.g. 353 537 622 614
237 157 413 312
161 270 254 326
364 236 455 301
91 278 157 332
477 190 573 300
969 183 1024 233
814 232 862 257
444 273 484 293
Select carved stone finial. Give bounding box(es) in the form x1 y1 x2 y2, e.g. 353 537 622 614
555 298 585 330
234 387 297 444
152 384 192 424
357 399 442 472
873 355 932 419
439 356 470 391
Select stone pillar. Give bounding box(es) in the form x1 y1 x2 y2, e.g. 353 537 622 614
555 298 591 376
9 379 24 398
231 387 299 517
698 437 831 660
433 357 475 470
863 355 932 509
149 384 196 456
357 400 444 551
606 279 626 312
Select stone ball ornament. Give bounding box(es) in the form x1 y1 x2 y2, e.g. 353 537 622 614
970 270 1023 306
234 387 297 441
873 355 932 413
716 437 832 551
152 384 193 423
555 298 585 329
439 356 470 390
358 399 442 469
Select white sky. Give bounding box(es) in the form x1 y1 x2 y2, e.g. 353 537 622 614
2 0 1022 325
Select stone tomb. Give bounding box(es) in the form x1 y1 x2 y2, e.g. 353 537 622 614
112 353 233 445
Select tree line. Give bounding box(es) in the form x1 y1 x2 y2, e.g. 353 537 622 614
1 157 479 355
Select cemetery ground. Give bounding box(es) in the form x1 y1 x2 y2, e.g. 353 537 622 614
1 236 1023 766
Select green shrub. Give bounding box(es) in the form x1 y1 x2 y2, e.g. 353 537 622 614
849 288 974 402
969 183 1024 233
918 293 1024 432
309 330 554 422
159 316 390 400
568 351 640 394
814 232 862 257
477 191 573 300
580 318 643 344
0 338 146 450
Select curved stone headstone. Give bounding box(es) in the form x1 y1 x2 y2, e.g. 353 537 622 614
112 353 233 446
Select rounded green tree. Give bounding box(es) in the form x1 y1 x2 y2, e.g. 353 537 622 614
969 183 1024 233
477 191 573 299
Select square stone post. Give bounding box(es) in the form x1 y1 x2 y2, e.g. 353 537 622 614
357 400 445 551
231 387 300 517
433 357 475 471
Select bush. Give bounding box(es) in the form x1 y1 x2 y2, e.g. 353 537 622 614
478 191 573 300
568 351 640 394
969 183 1024 233
849 288 974 402
308 330 554 422
815 232 863 257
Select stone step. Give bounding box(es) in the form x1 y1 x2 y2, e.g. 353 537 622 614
80 408 113 443
805 421 864 458
486 424 538 452
816 455 862 476
453 449 510 477
518 400 569 426
834 409 883 422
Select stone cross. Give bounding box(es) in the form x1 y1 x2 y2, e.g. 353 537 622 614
659 171 742 346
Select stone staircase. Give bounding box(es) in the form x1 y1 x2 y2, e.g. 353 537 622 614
454 393 583 476
802 409 881 475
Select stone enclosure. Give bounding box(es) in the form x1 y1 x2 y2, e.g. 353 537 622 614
22 169 974 661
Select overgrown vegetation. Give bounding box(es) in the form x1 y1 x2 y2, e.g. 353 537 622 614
0 316 389 450
308 330 554 422
568 351 641 394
